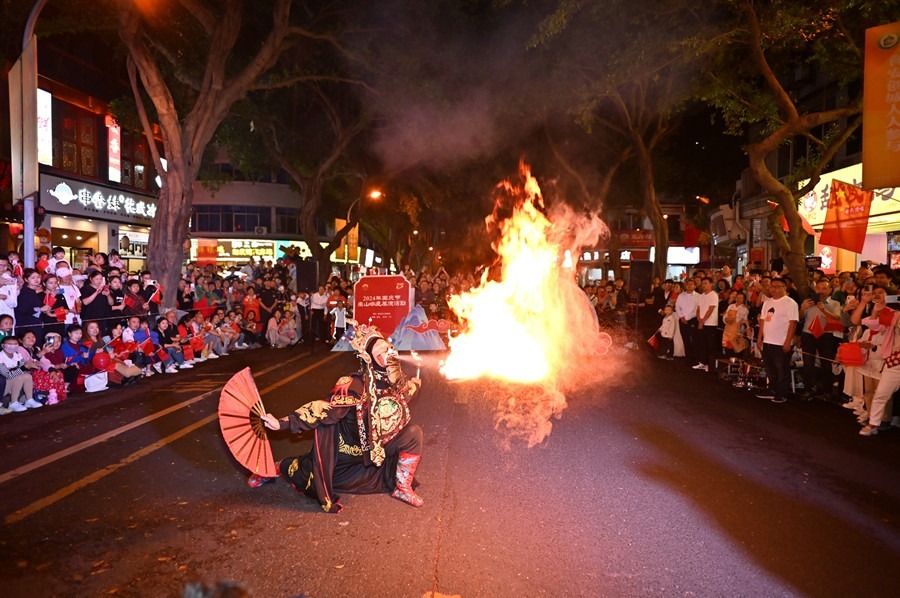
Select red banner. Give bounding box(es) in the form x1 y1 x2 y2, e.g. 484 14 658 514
818 179 874 253
353 275 413 337
862 21 900 189
196 239 218 267
684 223 702 249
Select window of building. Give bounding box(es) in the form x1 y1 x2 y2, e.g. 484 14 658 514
191 205 272 233
119 131 158 190
276 208 300 235
52 100 97 178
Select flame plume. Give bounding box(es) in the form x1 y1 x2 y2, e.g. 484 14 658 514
441 162 613 446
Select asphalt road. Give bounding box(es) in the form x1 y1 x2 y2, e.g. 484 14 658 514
0 342 898 597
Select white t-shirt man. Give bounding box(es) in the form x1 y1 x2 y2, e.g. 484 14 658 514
760 295 799 346
697 290 719 326
310 290 328 311
675 289 699 323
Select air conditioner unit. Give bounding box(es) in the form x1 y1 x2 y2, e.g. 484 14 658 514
254 226 268 235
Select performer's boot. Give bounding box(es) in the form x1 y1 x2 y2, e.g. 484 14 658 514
391 452 424 507
247 460 282 488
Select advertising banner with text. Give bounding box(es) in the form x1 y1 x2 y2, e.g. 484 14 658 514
863 21 900 189
353 275 413 337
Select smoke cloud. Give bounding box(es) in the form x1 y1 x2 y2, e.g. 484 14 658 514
357 2 566 172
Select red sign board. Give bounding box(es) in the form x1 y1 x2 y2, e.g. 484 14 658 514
353 275 413 336
196 239 218 267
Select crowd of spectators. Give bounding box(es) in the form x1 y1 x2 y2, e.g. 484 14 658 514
607 260 900 437
0 249 368 415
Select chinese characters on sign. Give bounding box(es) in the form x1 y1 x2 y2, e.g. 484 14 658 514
799 163 897 227
189 239 277 263
358 294 408 308
863 22 900 188
107 117 121 183
354 275 413 336
42 174 157 225
221 240 274 258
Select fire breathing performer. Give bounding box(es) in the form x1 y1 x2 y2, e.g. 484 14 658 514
249 322 424 513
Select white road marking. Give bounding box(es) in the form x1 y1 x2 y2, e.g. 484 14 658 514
0 351 336 485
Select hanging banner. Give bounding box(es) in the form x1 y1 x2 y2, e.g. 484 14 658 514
196 239 218 267
334 218 358 262
862 21 900 189
818 180 874 253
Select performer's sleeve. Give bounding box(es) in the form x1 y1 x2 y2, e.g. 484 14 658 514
282 400 350 433
398 377 421 401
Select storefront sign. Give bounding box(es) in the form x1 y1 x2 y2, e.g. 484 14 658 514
41 173 157 225
353 275 413 336
799 163 897 228
614 230 655 248
107 116 121 183
863 21 900 189
37 89 52 166
220 240 275 259
190 239 277 263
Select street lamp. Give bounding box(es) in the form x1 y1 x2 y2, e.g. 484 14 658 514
345 189 381 276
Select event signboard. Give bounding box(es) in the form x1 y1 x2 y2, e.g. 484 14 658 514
353 275 413 337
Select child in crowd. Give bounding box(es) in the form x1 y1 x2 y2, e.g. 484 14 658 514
0 336 42 413
0 314 14 342
47 246 67 275
656 304 677 360
8 250 23 278
330 300 348 343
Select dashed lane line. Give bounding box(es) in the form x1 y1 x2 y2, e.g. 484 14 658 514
4 351 343 524
0 351 337 486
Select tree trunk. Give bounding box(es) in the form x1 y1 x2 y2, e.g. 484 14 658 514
633 137 668 280
148 167 193 307
747 143 809 289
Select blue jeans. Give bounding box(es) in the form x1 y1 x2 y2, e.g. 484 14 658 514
166 346 184 365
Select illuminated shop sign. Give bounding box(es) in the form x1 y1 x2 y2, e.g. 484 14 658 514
41 173 157 225
106 115 121 183
37 89 52 166
190 239 276 261
222 240 274 258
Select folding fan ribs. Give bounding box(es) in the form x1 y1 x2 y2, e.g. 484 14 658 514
218 367 278 478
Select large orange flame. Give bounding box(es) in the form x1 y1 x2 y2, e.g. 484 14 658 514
440 162 611 445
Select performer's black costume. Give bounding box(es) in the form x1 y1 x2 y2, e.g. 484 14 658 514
252 324 423 513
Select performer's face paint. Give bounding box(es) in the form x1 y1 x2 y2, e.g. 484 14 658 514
371 339 391 367
370 339 403 385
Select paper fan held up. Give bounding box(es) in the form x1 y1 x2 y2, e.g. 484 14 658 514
218 367 278 478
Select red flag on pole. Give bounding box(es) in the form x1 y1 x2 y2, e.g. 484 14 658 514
683 223 702 248
818 180 874 253
768 201 815 236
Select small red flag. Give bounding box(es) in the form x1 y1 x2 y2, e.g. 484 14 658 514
808 315 825 339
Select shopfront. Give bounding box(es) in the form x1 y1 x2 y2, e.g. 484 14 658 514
40 173 157 269
189 238 336 268
799 163 900 273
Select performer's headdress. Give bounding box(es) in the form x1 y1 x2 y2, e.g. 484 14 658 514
346 320 402 387
347 321 385 357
